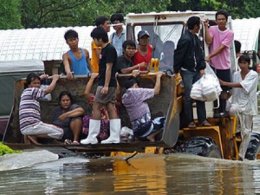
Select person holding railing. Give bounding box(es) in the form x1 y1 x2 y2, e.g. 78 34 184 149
62 29 91 79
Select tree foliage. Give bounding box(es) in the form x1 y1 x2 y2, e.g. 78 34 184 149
20 0 171 28
0 0 22 29
0 0 258 29
168 0 260 19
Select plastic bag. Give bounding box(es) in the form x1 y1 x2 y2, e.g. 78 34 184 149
201 74 221 101
190 78 205 101
190 64 222 102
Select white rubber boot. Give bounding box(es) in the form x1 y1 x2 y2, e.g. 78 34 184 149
101 119 121 144
80 119 100 144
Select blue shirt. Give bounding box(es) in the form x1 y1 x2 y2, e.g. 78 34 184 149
68 48 90 75
110 29 126 56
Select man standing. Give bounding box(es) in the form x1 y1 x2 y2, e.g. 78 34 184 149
174 16 210 128
91 16 110 73
133 30 153 71
204 10 234 116
117 40 146 74
63 29 91 79
110 13 126 56
81 27 120 144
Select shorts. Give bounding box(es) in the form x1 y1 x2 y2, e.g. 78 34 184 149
95 86 116 104
21 121 64 140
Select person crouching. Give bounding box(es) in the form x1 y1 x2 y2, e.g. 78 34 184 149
122 72 165 142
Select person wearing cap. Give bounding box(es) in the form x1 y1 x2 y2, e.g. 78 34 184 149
91 16 110 73
122 72 165 142
133 30 153 71
110 13 126 56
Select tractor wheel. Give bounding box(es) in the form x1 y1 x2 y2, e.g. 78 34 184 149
181 136 221 159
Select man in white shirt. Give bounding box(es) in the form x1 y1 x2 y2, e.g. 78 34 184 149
220 54 258 159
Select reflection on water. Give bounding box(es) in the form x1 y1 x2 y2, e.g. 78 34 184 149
1 154 260 194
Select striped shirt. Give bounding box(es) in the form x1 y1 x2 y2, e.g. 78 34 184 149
19 87 45 132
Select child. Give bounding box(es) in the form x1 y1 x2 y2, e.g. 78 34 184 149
19 73 63 144
80 27 120 144
122 72 165 142
63 29 91 79
220 54 258 159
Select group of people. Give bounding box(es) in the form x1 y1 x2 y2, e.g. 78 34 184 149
19 10 258 160
174 10 258 159
19 13 166 145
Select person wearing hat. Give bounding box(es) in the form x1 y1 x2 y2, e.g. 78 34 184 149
133 30 153 71
122 71 165 142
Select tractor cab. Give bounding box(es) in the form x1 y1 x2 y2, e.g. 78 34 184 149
124 11 255 160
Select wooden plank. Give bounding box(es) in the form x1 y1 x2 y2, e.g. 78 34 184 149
5 141 166 154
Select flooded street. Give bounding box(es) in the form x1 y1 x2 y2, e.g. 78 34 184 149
1 109 260 194
1 153 260 194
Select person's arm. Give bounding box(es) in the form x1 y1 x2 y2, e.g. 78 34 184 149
121 62 146 74
62 53 73 80
219 79 242 88
206 30 234 62
206 44 226 62
84 73 98 98
101 63 112 95
174 37 189 73
154 71 163 95
204 20 212 45
44 74 60 94
58 107 85 121
95 47 101 59
84 49 92 72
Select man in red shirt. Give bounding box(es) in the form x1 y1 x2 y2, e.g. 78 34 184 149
133 30 153 71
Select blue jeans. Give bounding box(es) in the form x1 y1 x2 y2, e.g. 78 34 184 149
180 70 206 124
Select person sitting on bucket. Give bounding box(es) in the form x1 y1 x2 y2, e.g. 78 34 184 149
52 91 85 145
19 73 63 144
122 72 165 142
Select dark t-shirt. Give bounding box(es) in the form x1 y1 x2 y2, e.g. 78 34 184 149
52 104 80 128
117 55 133 73
98 43 118 87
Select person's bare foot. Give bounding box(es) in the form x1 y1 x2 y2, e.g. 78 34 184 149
72 140 80 145
24 135 30 144
27 135 41 145
200 120 211 127
146 134 155 142
146 129 162 142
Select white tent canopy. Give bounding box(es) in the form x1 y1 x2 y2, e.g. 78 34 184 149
0 59 44 73
232 18 260 52
0 26 98 61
